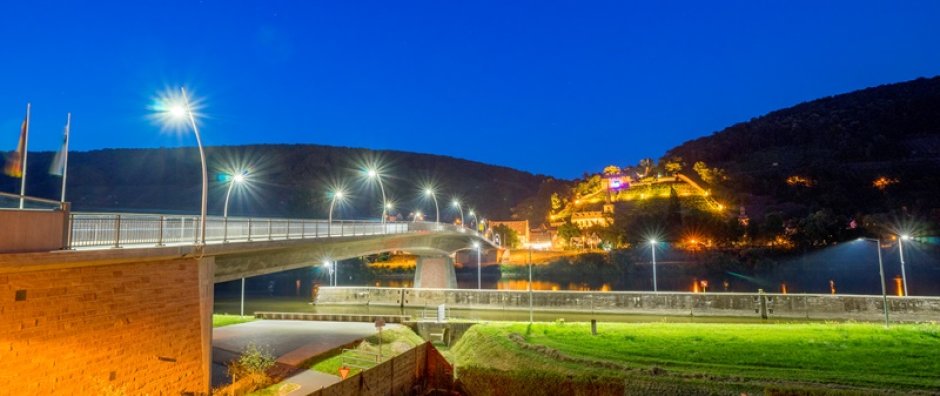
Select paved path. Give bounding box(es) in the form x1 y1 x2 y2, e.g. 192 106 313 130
211 320 380 388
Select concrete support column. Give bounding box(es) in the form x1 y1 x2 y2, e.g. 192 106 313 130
414 255 458 289
197 256 216 394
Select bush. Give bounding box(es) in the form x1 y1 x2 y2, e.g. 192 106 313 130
227 343 276 392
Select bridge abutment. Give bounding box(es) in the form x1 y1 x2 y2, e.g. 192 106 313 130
0 256 215 395
413 255 458 289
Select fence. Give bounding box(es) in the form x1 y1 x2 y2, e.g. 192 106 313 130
66 214 485 249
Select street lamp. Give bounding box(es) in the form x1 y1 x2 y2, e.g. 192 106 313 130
473 241 482 290
413 211 422 223
328 189 346 237
323 260 334 287
899 234 911 297
469 209 478 230
159 87 208 245
452 200 465 228
222 171 248 243
366 168 387 230
424 188 440 223
649 239 658 292
858 237 890 327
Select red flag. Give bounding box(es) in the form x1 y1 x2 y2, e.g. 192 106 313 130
4 116 27 178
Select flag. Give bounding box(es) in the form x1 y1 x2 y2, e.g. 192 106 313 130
50 122 69 176
4 116 27 178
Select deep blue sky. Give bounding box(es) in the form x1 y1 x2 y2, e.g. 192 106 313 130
1 1 939 178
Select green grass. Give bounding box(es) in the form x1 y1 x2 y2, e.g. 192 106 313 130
452 321 940 393
309 325 426 377
213 314 257 328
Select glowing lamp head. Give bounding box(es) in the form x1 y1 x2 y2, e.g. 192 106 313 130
473 241 481 249
385 202 393 210
367 169 378 178
168 104 187 119
469 210 475 216
901 234 911 241
452 200 460 207
322 260 331 268
425 188 434 196
333 190 345 200
232 173 246 183
650 239 657 244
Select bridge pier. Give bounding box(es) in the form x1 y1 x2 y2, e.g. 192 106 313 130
413 255 458 289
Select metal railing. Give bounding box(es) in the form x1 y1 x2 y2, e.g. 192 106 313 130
66 213 490 249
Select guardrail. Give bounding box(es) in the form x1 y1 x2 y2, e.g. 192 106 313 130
66 213 491 249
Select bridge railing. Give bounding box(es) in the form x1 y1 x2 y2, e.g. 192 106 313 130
67 213 409 249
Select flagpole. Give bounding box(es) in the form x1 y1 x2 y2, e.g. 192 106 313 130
60 113 71 203
19 103 30 209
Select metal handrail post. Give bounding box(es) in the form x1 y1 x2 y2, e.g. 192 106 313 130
113 215 122 248
268 219 273 241
158 215 165 246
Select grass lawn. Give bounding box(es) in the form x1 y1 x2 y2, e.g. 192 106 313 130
452 321 940 393
309 325 425 377
213 314 257 328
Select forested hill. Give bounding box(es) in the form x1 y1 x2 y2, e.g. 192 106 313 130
664 76 940 220
0 144 545 220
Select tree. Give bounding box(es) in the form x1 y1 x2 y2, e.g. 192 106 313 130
556 222 581 246
491 224 521 248
662 156 684 175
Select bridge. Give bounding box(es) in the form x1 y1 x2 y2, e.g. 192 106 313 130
0 195 495 395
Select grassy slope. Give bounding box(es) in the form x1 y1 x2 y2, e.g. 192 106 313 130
310 325 426 377
212 314 257 328
452 322 940 393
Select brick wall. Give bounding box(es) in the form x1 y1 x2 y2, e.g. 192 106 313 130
0 257 212 395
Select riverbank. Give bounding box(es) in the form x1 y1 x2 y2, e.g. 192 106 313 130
451 321 940 395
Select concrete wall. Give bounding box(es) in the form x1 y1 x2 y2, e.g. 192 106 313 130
0 257 214 395
318 287 940 322
0 209 68 253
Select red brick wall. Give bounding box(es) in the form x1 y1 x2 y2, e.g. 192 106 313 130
0 258 211 395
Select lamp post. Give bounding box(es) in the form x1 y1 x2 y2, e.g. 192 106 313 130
223 171 248 316
469 209 478 230
899 234 911 297
222 172 247 242
163 87 208 245
366 169 387 230
649 239 658 292
323 260 334 286
473 241 482 290
425 188 440 223
452 200 465 228
413 211 422 223
328 189 345 237
859 237 890 327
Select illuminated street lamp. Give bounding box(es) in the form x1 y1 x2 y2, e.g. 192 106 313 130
649 239 658 292
899 234 911 297
328 189 346 237
473 241 482 290
366 169 387 228
424 188 440 223
323 260 335 286
452 200 465 228
223 172 247 218
469 209 478 229
413 211 422 223
159 87 208 245
857 237 890 327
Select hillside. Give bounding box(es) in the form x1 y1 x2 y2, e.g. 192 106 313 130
664 76 940 222
0 144 545 220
